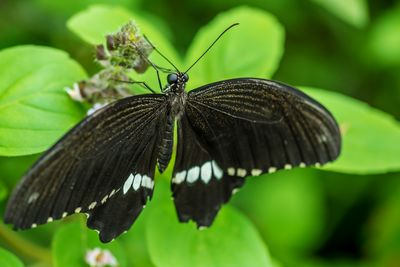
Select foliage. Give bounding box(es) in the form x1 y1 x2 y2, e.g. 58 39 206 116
0 46 86 156
0 248 24 267
303 87 400 174
147 180 274 267
1 1 400 267
52 219 127 267
309 0 369 28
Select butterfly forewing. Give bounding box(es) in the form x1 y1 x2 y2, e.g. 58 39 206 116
86 120 162 242
5 94 168 241
184 77 340 190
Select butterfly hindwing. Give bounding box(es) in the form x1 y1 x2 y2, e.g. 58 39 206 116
172 115 245 227
5 94 167 242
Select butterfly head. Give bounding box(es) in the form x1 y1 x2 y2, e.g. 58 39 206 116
165 72 189 94
167 73 189 85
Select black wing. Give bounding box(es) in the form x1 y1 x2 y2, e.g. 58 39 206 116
172 78 341 227
5 94 168 242
172 115 245 227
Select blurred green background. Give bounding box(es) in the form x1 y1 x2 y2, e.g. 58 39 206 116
1 0 400 267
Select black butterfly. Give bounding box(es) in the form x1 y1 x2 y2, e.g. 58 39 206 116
4 25 341 243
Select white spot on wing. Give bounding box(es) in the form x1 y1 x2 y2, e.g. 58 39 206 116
32 223 37 228
75 207 82 213
88 202 97 210
187 166 200 183
173 171 186 184
318 135 328 143
315 162 321 167
132 174 142 191
268 167 277 173
227 168 235 176
109 189 116 197
232 188 240 195
299 162 306 168
201 161 212 184
47 217 53 223
62 212 68 218
123 174 134 194
141 175 154 189
212 161 223 179
28 192 40 204
101 195 108 204
284 164 292 170
251 169 262 176
237 168 247 177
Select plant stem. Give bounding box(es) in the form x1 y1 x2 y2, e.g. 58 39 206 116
0 222 52 265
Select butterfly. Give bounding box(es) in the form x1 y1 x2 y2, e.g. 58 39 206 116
4 24 341 243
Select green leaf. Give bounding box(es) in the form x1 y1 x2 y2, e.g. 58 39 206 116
365 178 400 265
302 87 400 174
67 5 180 90
185 6 285 89
33 0 140 18
0 180 7 202
232 168 325 255
67 5 138 45
0 248 24 267
52 218 127 267
146 180 273 267
0 155 38 185
367 6 400 67
0 45 86 156
310 0 369 28
119 210 156 267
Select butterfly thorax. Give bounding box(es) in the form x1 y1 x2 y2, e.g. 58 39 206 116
157 73 188 173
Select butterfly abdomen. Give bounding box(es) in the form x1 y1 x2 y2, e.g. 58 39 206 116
157 114 174 173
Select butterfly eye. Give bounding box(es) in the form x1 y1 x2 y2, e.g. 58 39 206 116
167 74 178 84
183 73 189 82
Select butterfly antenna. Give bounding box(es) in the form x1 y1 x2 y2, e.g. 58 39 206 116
144 35 180 72
129 40 168 90
184 23 239 74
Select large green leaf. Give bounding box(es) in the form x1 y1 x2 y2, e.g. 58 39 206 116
146 180 273 267
67 4 180 90
52 218 127 267
365 177 400 266
367 6 400 67
310 0 369 28
119 209 155 267
302 87 400 174
232 168 325 255
0 180 7 202
185 6 285 89
0 155 38 185
0 45 86 156
33 0 139 18
0 248 24 267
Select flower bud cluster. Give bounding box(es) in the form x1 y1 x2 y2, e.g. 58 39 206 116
66 21 153 114
98 21 154 73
